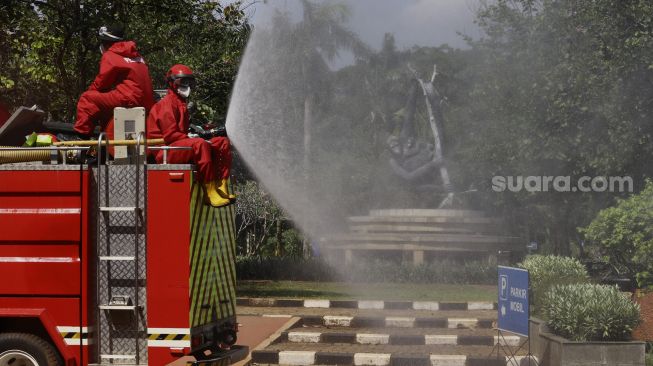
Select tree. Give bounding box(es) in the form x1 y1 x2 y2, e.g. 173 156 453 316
292 0 369 175
234 180 287 256
0 0 249 123
451 0 653 253
582 181 653 288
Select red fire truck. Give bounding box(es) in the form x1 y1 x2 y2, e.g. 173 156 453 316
0 129 247 365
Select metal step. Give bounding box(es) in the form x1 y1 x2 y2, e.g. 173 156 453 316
99 256 136 261
100 354 136 360
99 304 138 311
100 206 138 212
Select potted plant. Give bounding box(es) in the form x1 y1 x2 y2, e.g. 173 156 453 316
530 283 644 366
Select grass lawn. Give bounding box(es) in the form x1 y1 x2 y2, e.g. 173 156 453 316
236 281 497 302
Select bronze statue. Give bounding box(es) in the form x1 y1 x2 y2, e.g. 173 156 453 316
386 64 455 208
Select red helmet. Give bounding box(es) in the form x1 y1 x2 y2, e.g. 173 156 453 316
166 64 196 89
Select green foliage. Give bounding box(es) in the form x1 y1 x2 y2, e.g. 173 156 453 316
455 0 653 254
542 283 640 341
280 229 305 258
519 255 589 310
344 259 497 285
0 1 249 122
234 180 289 256
582 180 653 289
236 257 497 284
236 281 497 302
236 257 336 282
260 228 305 258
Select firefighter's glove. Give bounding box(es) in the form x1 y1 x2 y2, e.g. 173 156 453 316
213 126 227 137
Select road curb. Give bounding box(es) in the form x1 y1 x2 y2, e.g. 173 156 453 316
275 331 521 346
255 315 495 329
237 298 497 311
251 350 535 366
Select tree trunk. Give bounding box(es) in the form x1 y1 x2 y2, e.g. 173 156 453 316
275 219 283 257
303 94 314 177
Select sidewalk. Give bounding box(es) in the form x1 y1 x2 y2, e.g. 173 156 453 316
233 315 300 366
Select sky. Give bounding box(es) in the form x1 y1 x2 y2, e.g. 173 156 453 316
243 0 484 51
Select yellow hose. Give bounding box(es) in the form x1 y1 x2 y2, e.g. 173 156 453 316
0 147 51 164
1 137 167 164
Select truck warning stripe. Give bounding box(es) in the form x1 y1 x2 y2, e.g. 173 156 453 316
147 330 191 348
147 333 190 341
57 326 90 346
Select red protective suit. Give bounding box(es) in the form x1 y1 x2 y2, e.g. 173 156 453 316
147 90 232 183
74 41 154 137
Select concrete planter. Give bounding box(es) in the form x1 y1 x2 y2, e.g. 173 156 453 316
529 317 645 366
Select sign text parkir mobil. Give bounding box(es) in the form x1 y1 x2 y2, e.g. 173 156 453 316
497 266 529 337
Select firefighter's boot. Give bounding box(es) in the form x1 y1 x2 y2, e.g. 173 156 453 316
204 181 230 207
216 178 236 200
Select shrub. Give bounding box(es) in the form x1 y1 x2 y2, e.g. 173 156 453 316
236 257 337 282
343 259 497 284
582 180 653 289
518 255 589 310
236 256 497 284
542 283 640 341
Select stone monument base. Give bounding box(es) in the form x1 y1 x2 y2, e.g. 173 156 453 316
322 209 522 265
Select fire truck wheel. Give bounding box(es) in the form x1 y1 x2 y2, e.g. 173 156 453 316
0 333 62 366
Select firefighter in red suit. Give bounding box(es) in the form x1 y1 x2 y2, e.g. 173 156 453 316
147 64 235 207
73 24 154 139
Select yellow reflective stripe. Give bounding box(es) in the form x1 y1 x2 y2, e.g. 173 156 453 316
189 179 238 327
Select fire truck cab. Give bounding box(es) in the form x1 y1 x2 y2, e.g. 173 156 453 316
0 125 246 365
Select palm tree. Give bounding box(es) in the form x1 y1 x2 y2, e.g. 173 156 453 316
292 0 369 175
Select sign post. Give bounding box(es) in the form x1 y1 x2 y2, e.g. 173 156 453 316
493 266 538 364
498 265 529 336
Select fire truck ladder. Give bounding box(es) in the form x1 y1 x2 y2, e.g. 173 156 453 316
94 132 147 365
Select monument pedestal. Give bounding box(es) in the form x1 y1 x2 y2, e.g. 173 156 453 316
323 209 522 265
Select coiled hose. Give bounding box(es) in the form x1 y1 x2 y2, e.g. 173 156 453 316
0 146 51 164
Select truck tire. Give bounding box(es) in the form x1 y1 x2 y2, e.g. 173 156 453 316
0 333 62 366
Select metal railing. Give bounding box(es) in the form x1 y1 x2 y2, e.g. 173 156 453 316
146 145 192 164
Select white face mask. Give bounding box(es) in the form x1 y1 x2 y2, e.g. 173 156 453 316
177 86 191 99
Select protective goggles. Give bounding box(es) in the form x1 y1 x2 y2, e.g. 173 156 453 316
173 77 197 89
98 26 123 41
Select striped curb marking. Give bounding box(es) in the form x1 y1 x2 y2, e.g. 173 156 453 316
251 350 535 366
279 351 316 365
262 314 294 318
355 353 391 365
238 298 496 311
277 332 521 346
258 315 494 329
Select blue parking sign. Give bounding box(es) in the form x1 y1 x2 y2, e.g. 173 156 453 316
497 266 529 337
